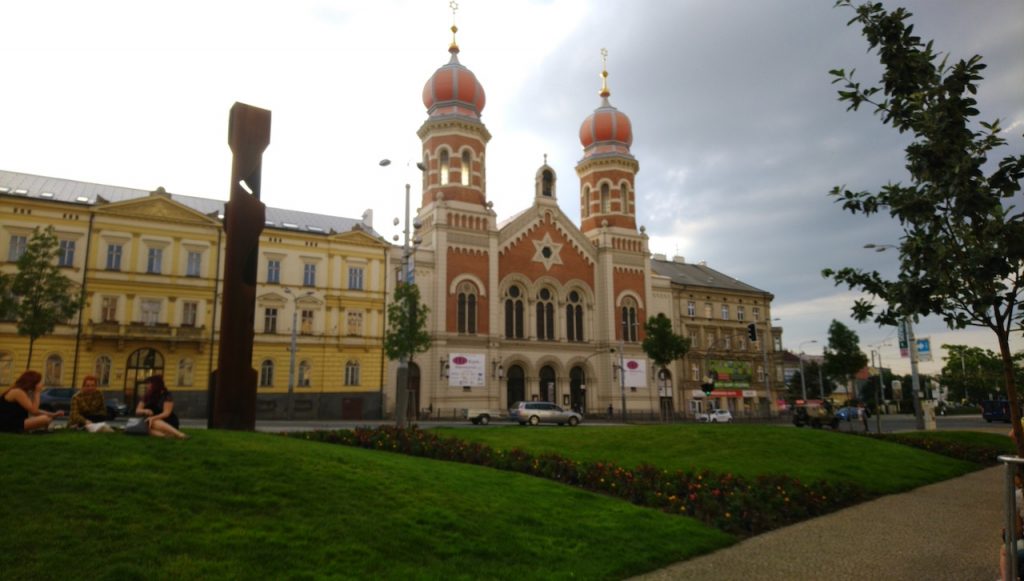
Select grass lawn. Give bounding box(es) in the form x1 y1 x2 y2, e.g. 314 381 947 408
431 424 986 494
0 430 732 580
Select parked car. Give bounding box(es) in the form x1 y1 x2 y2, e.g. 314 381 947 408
792 404 839 429
696 409 733 423
38 387 128 419
461 408 504 425
981 400 1017 423
835 406 864 421
508 401 581 426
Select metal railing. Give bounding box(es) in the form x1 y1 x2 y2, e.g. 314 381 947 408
998 455 1023 581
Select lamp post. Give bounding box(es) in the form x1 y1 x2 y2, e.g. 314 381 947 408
864 243 926 429
380 159 425 428
870 343 890 434
797 339 817 402
283 288 313 420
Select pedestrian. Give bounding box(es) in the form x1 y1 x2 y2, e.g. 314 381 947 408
858 402 869 432
0 370 63 433
607 404 613 419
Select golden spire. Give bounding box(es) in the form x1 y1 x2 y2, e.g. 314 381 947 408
599 48 610 98
449 0 460 54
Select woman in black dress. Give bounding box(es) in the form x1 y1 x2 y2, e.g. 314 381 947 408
135 375 187 439
0 370 63 433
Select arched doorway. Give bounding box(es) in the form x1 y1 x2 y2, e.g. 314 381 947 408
570 366 586 413
124 348 164 411
539 365 556 403
506 365 525 407
657 368 674 419
408 362 421 420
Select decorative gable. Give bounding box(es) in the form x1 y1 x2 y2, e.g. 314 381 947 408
97 193 221 226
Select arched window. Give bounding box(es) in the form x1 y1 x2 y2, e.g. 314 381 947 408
259 360 274 387
504 285 524 339
456 281 477 334
44 354 63 386
620 297 638 342
177 359 194 387
298 360 312 387
0 352 13 387
345 360 360 386
621 181 633 214
566 290 584 342
542 169 553 197
536 288 555 340
94 355 112 387
461 150 471 186
601 183 610 213
440 150 450 185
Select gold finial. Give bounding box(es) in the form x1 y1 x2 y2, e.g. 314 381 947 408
449 0 460 53
599 48 610 98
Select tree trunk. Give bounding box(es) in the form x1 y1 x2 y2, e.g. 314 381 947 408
26 336 36 370
998 329 1024 458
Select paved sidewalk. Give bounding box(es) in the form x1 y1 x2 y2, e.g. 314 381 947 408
633 465 1005 581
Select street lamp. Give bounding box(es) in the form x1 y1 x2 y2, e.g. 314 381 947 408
870 342 891 434
381 159 425 427
797 339 818 402
865 242 925 429
283 287 313 420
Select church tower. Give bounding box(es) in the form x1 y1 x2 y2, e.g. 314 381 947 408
576 49 639 238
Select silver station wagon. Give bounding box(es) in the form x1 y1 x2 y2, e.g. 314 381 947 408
508 401 582 427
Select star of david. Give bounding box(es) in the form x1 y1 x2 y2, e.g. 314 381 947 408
531 233 564 271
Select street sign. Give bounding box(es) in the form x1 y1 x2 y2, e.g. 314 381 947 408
916 337 932 362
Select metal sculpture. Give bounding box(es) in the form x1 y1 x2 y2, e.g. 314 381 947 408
209 102 271 430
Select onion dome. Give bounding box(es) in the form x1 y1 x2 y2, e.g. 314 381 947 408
579 50 632 153
422 19 486 119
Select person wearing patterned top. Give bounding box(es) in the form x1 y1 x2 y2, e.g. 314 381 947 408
68 375 107 429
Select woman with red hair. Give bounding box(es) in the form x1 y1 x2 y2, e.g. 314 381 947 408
135 375 187 439
0 370 63 433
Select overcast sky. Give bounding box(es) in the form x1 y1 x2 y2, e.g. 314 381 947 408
3 0 1022 377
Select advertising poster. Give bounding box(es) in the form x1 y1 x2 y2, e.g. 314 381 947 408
623 358 648 388
447 353 485 387
706 359 752 388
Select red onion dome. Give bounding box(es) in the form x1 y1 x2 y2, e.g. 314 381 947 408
579 97 633 149
422 49 486 119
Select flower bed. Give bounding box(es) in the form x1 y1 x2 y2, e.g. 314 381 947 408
290 426 870 537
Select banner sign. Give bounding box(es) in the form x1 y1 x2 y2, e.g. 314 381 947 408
898 321 909 358
447 353 485 387
707 359 752 388
623 358 647 388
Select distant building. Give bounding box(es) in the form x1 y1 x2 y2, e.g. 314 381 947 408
0 170 390 418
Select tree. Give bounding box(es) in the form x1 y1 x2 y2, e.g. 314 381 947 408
383 282 430 427
822 2 1024 452
11 226 82 369
642 314 691 414
823 320 868 398
941 344 1024 403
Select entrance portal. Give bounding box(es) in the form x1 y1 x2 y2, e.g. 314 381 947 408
506 365 525 407
539 365 555 402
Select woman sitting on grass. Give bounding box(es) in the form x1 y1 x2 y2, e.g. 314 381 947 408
68 375 109 430
135 375 187 440
0 370 63 433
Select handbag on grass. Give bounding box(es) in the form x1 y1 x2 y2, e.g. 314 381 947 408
124 417 149 436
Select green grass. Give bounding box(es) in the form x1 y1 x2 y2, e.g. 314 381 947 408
0 431 732 580
432 424 981 494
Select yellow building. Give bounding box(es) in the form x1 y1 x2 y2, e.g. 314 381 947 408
0 170 390 419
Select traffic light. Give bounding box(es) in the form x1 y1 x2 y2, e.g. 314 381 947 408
701 383 714 396
747 323 757 342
